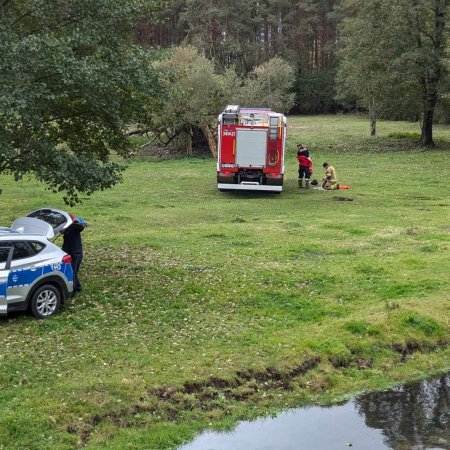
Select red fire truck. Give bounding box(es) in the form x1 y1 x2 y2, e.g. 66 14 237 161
217 105 287 192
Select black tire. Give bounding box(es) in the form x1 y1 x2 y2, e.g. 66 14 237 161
29 284 61 319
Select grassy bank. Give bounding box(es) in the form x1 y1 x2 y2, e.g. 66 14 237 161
0 115 449 449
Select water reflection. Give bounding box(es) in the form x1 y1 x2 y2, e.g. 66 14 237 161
179 372 449 450
356 373 450 449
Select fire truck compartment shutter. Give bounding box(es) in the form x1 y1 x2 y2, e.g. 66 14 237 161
235 129 267 167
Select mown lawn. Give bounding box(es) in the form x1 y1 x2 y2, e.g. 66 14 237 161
0 115 449 449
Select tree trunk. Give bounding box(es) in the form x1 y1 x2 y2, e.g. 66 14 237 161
421 90 437 147
369 98 376 137
201 122 217 158
421 108 434 147
186 127 193 155
370 114 376 137
419 1 446 147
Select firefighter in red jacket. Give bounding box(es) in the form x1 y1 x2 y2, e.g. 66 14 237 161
296 144 313 188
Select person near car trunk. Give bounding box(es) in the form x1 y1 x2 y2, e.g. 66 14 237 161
62 216 87 295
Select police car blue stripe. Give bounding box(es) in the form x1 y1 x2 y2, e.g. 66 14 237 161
8 267 44 287
7 262 73 289
42 262 73 281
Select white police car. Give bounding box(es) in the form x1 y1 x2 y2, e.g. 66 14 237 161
0 208 75 319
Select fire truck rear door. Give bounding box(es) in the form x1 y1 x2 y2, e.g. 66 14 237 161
235 129 267 167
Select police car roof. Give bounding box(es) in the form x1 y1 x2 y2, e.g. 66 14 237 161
0 227 18 235
0 229 49 240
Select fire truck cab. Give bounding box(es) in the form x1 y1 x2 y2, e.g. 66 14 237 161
217 105 287 192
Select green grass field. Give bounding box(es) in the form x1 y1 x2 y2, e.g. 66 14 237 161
0 115 449 449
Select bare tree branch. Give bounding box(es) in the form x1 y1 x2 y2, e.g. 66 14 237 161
126 128 152 136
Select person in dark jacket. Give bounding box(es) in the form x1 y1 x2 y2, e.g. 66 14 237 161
62 216 87 294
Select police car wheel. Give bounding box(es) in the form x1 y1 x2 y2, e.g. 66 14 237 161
30 284 61 319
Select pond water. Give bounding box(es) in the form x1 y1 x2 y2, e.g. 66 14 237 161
179 372 450 450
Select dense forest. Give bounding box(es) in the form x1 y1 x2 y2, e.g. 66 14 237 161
136 0 340 114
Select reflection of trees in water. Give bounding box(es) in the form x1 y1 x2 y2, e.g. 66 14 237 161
355 373 450 449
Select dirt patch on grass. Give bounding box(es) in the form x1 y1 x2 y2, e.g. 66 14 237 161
160 358 322 401
331 196 354 202
391 339 449 362
356 359 373 370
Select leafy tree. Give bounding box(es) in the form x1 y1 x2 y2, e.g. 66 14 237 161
237 58 295 113
0 0 163 204
336 1 402 136
337 0 450 145
405 0 450 145
151 46 225 156
145 53 294 157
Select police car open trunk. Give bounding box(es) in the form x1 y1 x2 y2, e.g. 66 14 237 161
217 105 286 192
11 208 75 239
